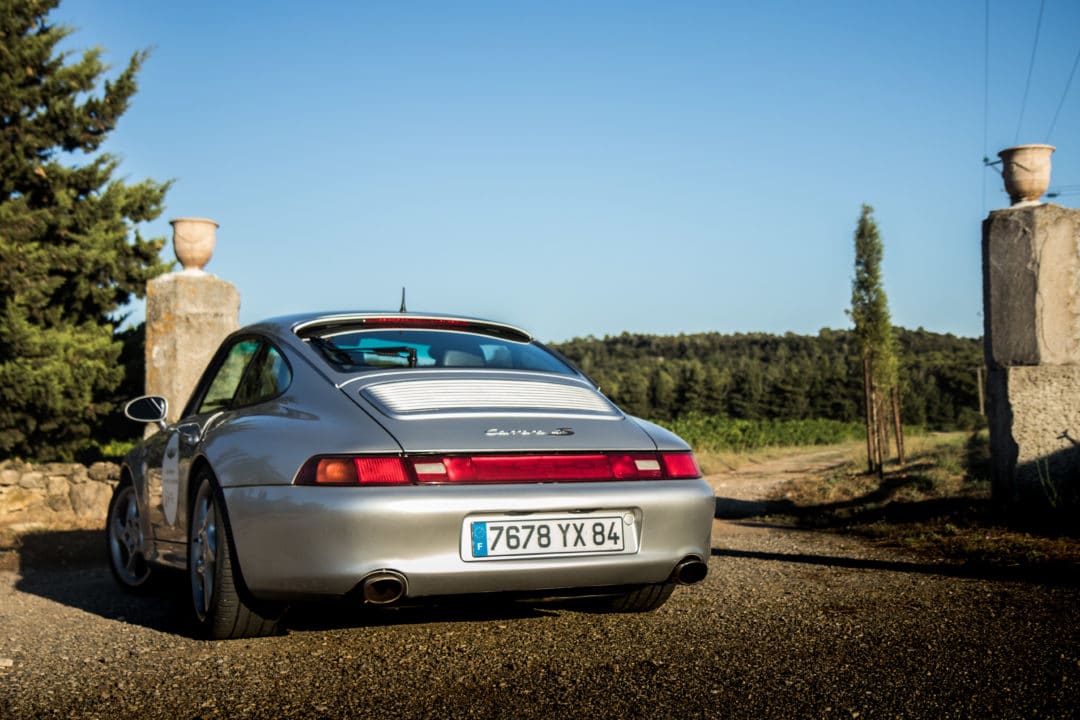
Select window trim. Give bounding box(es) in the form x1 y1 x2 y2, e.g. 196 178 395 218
182 335 293 418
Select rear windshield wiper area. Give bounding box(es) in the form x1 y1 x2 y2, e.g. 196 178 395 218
307 337 418 369
363 346 418 367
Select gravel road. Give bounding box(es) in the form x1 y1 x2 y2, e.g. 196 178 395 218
1 456 1077 719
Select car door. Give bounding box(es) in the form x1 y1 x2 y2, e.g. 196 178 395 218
148 338 266 550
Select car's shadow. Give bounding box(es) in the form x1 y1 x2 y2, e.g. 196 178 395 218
11 528 190 635
9 528 561 638
285 596 561 634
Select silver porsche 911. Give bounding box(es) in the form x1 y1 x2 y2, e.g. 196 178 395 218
108 311 714 639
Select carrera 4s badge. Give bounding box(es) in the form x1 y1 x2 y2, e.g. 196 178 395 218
485 427 575 437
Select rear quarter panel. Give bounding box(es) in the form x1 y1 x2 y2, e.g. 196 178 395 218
200 363 403 489
628 417 693 452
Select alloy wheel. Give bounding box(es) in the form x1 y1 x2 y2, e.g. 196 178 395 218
108 485 149 586
190 482 218 620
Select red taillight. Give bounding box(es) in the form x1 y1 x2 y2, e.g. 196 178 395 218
408 452 681 483
608 453 663 479
354 457 411 485
659 452 702 479
297 451 701 485
297 456 410 486
468 455 614 483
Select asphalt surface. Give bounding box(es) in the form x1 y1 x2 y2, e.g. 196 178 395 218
1 513 1076 720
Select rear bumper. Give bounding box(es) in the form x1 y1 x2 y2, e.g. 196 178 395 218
223 479 714 601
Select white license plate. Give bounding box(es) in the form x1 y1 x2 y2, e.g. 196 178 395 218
462 512 638 561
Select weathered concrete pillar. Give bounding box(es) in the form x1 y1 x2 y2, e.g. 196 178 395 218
145 219 239 423
981 203 1080 512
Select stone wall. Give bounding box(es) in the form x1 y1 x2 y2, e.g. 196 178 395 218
0 460 119 525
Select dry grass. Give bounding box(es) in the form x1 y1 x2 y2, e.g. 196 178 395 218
768 431 1080 573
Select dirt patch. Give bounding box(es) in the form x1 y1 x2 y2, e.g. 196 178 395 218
705 447 852 520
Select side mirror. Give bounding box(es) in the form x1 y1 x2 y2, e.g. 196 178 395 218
124 395 168 431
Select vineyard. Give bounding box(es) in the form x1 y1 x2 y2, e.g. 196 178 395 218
659 414 865 453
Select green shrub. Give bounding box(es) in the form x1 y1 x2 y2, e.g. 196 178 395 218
659 413 864 452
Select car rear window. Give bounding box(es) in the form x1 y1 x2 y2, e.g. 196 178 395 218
306 329 577 376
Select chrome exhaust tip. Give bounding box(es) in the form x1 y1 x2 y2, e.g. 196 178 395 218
672 558 708 585
360 571 407 605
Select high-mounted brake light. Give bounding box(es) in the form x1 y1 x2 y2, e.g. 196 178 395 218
362 317 472 329
296 451 701 486
352 316 532 342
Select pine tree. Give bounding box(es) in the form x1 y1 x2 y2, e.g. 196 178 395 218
0 0 171 460
848 204 903 474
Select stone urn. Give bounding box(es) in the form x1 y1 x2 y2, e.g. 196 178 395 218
170 217 219 272
998 144 1055 207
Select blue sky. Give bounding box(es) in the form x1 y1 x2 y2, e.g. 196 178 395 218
54 0 1080 343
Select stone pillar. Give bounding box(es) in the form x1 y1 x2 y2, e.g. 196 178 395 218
145 218 240 423
981 203 1080 512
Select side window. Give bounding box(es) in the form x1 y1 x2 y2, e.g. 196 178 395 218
196 340 261 414
234 345 291 407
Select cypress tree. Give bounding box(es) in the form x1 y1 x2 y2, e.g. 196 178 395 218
0 0 171 460
848 204 903 474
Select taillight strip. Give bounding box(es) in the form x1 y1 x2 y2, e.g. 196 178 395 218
295 451 701 486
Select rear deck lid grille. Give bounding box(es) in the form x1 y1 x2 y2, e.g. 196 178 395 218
361 378 618 419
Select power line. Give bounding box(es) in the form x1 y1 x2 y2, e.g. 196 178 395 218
1047 43 1080 141
1047 183 1080 198
1015 0 1045 144
983 0 989 159
982 0 990 215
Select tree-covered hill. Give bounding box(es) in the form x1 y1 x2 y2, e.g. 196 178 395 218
550 328 983 431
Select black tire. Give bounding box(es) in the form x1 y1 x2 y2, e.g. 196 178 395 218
188 469 283 639
604 582 675 613
106 479 153 592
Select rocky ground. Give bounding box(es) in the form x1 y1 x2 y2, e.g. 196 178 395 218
1 452 1076 719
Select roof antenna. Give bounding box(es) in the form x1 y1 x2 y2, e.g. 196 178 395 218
399 287 407 313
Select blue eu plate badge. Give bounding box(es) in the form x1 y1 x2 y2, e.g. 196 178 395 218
471 522 489 558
